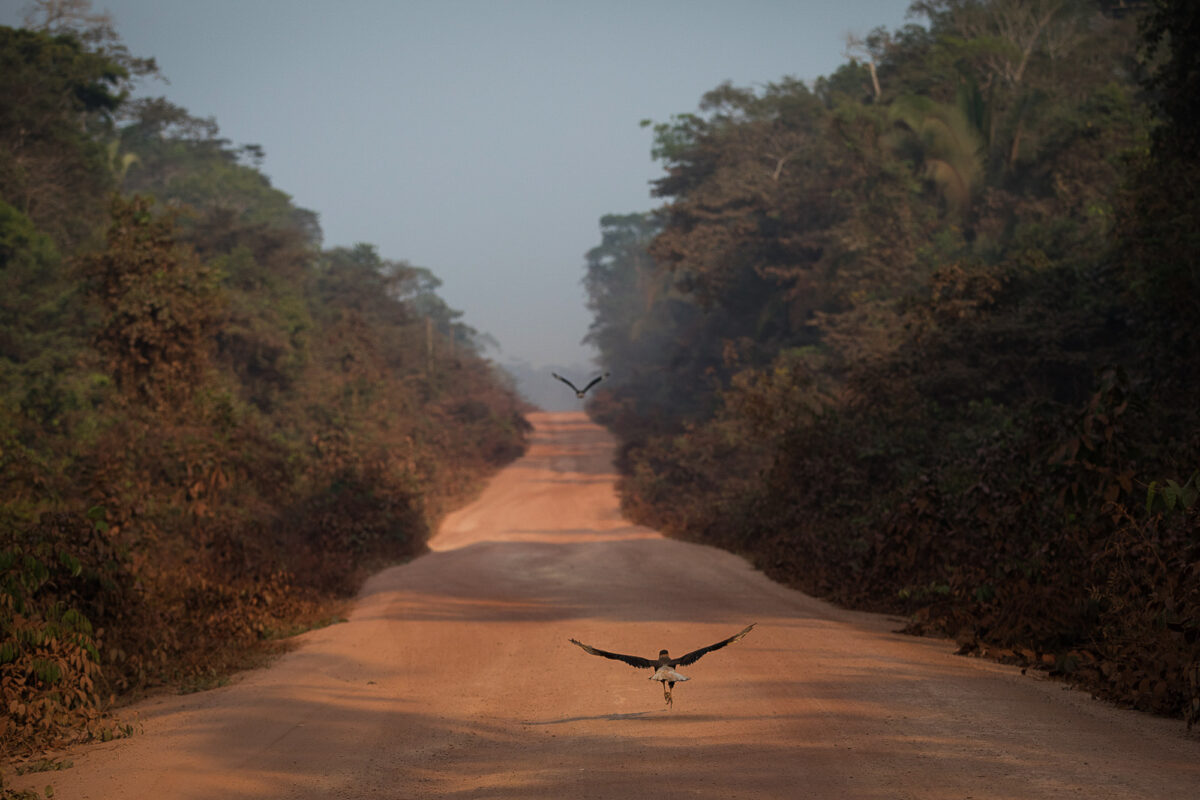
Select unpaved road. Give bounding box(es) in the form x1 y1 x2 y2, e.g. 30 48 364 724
14 411 1198 799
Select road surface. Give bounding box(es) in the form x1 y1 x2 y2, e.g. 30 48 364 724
13 411 1199 798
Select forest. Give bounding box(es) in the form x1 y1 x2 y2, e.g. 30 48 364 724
1 5 529 768
4 0 1200 781
584 0 1199 726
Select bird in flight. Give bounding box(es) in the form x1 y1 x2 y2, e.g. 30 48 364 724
568 623 756 707
552 371 609 399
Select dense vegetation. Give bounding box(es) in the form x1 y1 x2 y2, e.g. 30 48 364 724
585 0 1199 726
1 7 529 770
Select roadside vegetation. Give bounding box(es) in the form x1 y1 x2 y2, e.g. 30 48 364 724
1 3 529 777
584 0 1200 727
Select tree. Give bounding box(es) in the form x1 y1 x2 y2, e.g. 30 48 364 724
589 0 1200 725
911 0 1127 173
1115 0 1200 343
1139 0 1200 158
888 93 986 217
583 212 663 356
81 195 223 408
0 25 125 245
22 0 158 80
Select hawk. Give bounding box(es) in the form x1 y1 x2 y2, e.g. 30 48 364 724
568 623 756 707
552 371 609 399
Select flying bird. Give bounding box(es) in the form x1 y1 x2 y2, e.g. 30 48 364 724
568 623 756 707
552 371 609 399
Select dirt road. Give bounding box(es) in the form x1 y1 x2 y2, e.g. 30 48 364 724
14 411 1198 798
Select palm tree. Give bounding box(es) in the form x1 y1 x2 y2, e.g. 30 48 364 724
888 93 986 218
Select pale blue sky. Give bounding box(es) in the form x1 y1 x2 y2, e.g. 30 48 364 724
4 0 916 370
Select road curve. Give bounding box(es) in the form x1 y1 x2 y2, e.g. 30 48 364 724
14 411 1198 798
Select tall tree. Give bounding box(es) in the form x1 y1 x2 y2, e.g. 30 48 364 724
81 195 223 408
0 25 125 246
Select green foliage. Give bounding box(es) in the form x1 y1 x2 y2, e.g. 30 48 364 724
0 200 80 429
0 12 530 763
1145 473 1199 514
0 513 125 758
81 195 223 408
0 25 128 248
887 93 985 216
587 0 1200 725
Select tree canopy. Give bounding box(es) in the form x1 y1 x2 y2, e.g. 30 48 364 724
0 15 528 762
584 0 1199 727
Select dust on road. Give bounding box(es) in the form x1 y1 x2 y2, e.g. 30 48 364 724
14 411 1198 799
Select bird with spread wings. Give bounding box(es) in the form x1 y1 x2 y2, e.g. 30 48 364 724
568 623 756 707
552 371 609 399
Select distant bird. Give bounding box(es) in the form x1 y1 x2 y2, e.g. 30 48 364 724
568 623 756 707
552 371 609 399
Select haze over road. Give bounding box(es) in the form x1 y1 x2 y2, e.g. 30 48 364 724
16 412 1198 798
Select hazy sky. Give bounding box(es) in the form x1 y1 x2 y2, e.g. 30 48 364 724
5 0 916 369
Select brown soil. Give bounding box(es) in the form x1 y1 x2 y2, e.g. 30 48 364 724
12 411 1198 799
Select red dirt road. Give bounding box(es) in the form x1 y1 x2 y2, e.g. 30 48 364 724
14 411 1198 798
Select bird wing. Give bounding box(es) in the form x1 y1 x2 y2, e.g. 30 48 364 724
552 373 581 392
670 623 756 667
581 372 609 393
569 638 655 669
